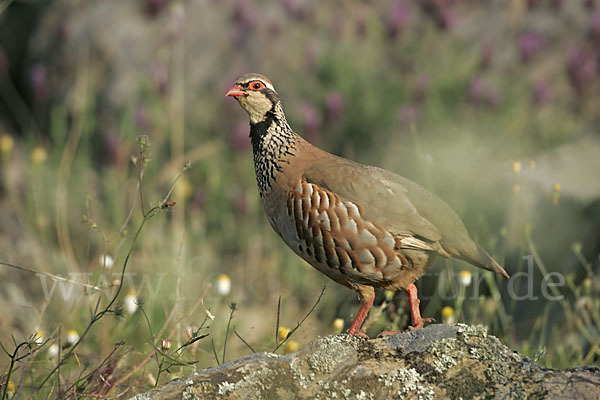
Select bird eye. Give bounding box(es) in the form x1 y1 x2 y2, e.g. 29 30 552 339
250 81 265 90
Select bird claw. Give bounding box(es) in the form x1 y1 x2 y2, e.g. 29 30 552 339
346 330 370 339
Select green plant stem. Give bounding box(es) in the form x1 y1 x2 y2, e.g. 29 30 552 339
37 207 156 391
1 342 26 400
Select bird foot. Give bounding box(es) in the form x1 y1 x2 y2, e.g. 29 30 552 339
406 317 435 331
347 330 370 339
375 317 435 338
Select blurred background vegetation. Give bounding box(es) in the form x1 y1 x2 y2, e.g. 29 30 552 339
0 0 599 397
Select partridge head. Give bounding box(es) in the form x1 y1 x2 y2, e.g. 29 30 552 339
226 73 509 337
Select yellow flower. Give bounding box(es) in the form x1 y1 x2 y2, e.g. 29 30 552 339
30 146 48 165
554 183 561 192
512 161 522 174
441 306 455 324
333 318 344 334
283 340 299 354
0 133 14 161
174 175 193 202
582 278 592 295
278 326 291 342
6 380 15 399
512 184 520 194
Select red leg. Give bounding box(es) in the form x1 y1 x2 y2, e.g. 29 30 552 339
377 284 434 337
347 290 375 337
406 283 433 330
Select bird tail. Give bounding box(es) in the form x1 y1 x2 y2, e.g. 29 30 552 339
457 243 510 279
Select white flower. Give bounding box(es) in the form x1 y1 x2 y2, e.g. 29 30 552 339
216 274 231 296
147 373 157 387
32 330 44 345
66 329 80 346
124 292 138 314
48 343 59 359
205 309 215 320
161 339 172 351
100 254 115 269
458 270 472 286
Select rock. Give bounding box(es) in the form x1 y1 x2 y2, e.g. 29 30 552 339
128 324 600 400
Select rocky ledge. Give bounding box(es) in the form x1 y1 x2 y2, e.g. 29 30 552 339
130 324 599 399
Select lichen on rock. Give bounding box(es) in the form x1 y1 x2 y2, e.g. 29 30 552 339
129 324 600 400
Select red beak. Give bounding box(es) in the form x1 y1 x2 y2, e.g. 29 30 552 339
225 84 247 97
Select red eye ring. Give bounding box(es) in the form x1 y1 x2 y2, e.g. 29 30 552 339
249 81 265 90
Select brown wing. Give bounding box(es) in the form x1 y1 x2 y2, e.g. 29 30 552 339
286 176 435 288
303 155 509 278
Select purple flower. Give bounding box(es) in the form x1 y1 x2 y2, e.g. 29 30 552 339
30 64 48 105
301 102 322 141
566 47 598 94
144 0 170 17
419 0 456 30
532 81 551 106
385 2 409 39
354 7 367 37
518 32 544 63
467 77 500 108
590 11 600 43
398 104 419 125
98 130 121 166
232 0 257 29
585 0 596 11
282 0 311 20
268 19 283 37
550 0 563 10
468 77 486 105
325 92 344 121
149 62 169 96
135 106 150 130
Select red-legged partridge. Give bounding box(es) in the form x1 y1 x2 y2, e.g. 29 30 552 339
226 73 509 336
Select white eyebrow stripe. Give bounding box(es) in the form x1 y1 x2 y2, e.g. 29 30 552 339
239 79 275 91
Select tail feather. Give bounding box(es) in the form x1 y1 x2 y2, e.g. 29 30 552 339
456 243 510 279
